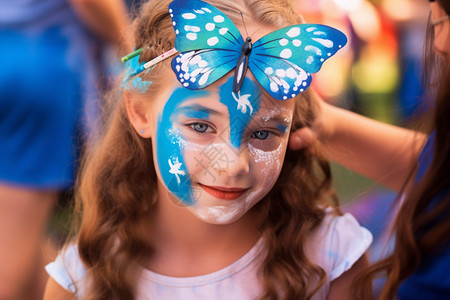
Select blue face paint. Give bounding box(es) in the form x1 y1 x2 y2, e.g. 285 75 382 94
156 87 210 205
277 124 288 134
174 104 212 120
218 77 262 149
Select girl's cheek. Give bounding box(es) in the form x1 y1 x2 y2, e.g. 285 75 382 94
248 143 284 181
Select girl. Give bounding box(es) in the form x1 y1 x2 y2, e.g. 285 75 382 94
290 0 450 299
44 0 372 299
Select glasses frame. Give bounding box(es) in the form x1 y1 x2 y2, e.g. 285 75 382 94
431 15 450 27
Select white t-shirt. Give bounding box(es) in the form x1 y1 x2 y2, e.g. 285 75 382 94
46 211 372 299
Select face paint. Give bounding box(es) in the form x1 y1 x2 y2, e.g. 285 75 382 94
156 87 211 205
154 75 294 225
218 77 261 149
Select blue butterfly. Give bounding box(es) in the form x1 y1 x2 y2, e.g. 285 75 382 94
169 0 347 100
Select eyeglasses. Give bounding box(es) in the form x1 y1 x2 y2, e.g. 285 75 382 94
431 15 449 27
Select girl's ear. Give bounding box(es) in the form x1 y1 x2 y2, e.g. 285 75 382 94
124 91 153 138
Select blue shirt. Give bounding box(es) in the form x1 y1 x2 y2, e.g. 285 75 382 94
397 132 450 299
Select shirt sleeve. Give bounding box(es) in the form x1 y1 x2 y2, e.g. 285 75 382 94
45 244 87 298
326 212 373 280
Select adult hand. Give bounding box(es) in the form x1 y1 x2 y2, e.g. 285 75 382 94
289 90 330 151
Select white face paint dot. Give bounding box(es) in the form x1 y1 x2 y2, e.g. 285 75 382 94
176 29 180 34
213 15 224 23
265 67 273 75
279 38 288 46
283 96 288 100
293 39 301 47
280 49 292 59
219 28 228 35
182 13 196 19
205 23 215 31
320 58 324 62
172 21 176 26
286 27 300 37
186 33 197 40
169 9 172 13
207 36 219 46
183 82 189 87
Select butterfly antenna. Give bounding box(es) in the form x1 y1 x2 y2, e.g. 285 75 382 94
239 11 250 38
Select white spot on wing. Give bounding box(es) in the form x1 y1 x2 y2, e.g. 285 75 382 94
279 38 288 46
280 49 292 59
286 27 300 37
186 33 197 40
206 23 215 31
312 38 334 48
207 36 219 46
182 13 196 19
219 28 228 35
184 25 200 32
305 45 322 55
214 15 224 23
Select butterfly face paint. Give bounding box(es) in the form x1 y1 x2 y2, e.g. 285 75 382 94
168 0 347 100
155 75 294 224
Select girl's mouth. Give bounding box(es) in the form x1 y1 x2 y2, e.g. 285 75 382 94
198 184 249 200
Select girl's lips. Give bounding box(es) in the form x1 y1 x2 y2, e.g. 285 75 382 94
199 184 248 200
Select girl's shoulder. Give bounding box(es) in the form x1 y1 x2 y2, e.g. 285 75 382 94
45 244 87 298
304 207 373 281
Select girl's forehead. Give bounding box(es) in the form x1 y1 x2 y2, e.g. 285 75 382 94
163 73 295 114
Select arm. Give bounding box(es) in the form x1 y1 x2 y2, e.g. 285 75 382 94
327 255 368 300
43 278 76 300
68 0 133 55
290 92 427 191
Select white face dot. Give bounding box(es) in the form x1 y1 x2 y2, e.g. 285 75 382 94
293 39 301 47
264 67 274 75
280 49 292 59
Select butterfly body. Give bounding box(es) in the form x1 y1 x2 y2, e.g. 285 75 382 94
169 0 347 100
233 37 252 93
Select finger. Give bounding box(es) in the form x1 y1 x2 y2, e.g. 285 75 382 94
288 128 316 150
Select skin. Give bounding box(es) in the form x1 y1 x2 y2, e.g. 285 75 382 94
431 2 450 58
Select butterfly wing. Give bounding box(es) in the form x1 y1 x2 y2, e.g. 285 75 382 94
250 24 347 100
169 0 245 88
171 49 240 89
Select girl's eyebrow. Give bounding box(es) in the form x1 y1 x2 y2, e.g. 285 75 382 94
175 104 224 117
257 114 291 125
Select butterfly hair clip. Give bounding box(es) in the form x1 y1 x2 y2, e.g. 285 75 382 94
122 0 347 101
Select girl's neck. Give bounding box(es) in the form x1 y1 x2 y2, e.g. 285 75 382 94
140 187 262 277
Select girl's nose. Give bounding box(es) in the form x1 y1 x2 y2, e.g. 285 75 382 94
211 144 250 177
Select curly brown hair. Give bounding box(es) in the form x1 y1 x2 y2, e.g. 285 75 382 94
70 0 339 299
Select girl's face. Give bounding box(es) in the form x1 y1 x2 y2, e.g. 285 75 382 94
150 74 295 224
431 2 450 58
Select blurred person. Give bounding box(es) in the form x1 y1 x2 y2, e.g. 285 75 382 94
289 0 450 299
0 0 131 299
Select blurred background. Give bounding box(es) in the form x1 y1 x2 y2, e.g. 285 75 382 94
0 0 431 298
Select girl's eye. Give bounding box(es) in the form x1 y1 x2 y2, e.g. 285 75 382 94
191 122 209 133
252 130 270 140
